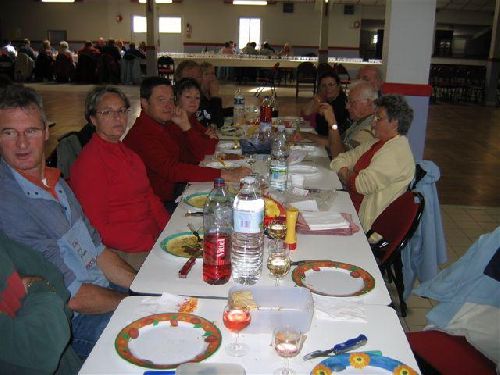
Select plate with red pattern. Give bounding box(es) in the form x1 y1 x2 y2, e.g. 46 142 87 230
292 260 375 297
115 313 221 369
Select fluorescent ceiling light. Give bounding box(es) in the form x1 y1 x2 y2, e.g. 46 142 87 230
138 0 173 3
233 1 268 5
41 0 75 2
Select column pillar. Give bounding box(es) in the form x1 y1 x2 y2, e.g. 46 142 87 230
145 0 159 77
318 1 329 64
484 0 500 106
381 0 435 160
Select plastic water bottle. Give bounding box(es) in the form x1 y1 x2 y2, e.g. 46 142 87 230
231 176 265 285
233 89 245 126
259 96 272 142
203 178 232 285
270 125 289 191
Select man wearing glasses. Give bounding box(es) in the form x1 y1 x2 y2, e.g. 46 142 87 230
0 84 136 360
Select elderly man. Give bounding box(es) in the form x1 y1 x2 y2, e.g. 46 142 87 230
175 60 224 128
358 65 384 95
325 80 378 158
0 84 136 360
124 77 249 212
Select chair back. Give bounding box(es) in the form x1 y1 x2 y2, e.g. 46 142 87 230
74 53 98 83
368 191 425 264
157 56 175 80
14 52 34 81
54 53 75 82
295 62 317 97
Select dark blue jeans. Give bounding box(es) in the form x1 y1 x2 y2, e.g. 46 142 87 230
71 311 113 360
70 283 128 360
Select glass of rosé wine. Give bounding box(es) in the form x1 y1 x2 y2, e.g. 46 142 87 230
222 304 251 357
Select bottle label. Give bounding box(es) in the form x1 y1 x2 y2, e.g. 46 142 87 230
204 233 231 265
270 164 288 190
234 208 264 233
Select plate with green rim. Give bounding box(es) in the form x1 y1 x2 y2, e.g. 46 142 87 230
115 313 221 369
183 192 209 210
292 260 375 297
160 232 203 258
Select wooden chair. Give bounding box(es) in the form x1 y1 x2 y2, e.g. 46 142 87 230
366 191 425 317
295 62 317 98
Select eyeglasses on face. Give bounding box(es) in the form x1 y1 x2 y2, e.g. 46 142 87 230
95 108 130 117
320 82 338 89
0 127 44 140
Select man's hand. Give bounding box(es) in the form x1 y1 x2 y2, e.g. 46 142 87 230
221 166 252 182
171 106 191 132
302 94 322 116
318 103 336 127
21 276 43 293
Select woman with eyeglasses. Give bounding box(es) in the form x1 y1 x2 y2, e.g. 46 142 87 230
299 71 350 146
69 86 169 270
330 95 415 232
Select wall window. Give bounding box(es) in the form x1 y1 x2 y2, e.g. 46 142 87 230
132 16 181 33
133 16 147 33
159 17 181 33
239 18 261 50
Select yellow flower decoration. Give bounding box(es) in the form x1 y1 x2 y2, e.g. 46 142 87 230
393 364 417 375
311 364 332 375
349 352 371 369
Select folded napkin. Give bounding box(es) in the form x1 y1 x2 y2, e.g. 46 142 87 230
291 199 318 211
141 292 198 314
313 297 367 323
297 212 360 235
301 211 350 230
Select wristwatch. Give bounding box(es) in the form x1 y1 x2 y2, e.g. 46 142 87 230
330 123 338 131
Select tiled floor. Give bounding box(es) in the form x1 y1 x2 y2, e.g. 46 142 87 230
397 205 500 332
26 81 500 333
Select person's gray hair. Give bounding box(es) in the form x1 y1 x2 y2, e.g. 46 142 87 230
0 84 47 126
349 80 378 102
174 60 199 82
85 86 130 122
359 65 383 82
374 95 414 135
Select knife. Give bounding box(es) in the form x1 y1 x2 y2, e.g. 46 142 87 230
303 334 367 360
185 211 203 217
178 250 202 278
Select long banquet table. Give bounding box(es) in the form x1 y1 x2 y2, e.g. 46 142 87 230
81 141 420 374
80 297 419 375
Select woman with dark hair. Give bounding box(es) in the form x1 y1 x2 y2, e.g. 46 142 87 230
175 77 218 146
70 86 169 269
300 71 350 146
330 95 415 231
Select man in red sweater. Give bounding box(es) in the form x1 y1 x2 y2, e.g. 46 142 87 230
124 77 249 212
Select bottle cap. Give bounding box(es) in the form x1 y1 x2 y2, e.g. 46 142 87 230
214 177 225 187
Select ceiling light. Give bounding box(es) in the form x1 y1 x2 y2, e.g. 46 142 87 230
138 0 173 3
41 0 75 2
233 1 268 5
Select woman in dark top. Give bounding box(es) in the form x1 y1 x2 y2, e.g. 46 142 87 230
300 71 350 146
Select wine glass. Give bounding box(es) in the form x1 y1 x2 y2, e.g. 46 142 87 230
222 305 251 357
267 239 291 286
273 327 306 375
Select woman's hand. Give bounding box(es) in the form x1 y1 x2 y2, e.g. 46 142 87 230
302 94 322 116
205 126 219 139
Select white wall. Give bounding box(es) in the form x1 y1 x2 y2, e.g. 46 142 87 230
0 0 494 53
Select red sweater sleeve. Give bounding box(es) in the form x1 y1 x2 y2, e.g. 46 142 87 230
147 183 170 229
126 120 221 184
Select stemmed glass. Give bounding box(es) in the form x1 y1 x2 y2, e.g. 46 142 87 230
222 304 251 357
273 327 306 375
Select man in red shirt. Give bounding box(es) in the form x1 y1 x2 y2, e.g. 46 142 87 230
124 76 249 211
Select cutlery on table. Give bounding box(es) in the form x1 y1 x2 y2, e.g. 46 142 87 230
303 334 367 360
185 211 203 217
187 223 202 242
178 250 202 278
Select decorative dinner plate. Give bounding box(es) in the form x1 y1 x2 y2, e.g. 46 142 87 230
311 352 418 375
115 313 221 369
183 192 208 209
160 232 203 258
205 161 240 169
292 260 375 297
289 165 320 175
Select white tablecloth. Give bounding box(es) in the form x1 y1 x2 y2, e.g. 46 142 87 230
79 296 419 375
131 182 390 305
